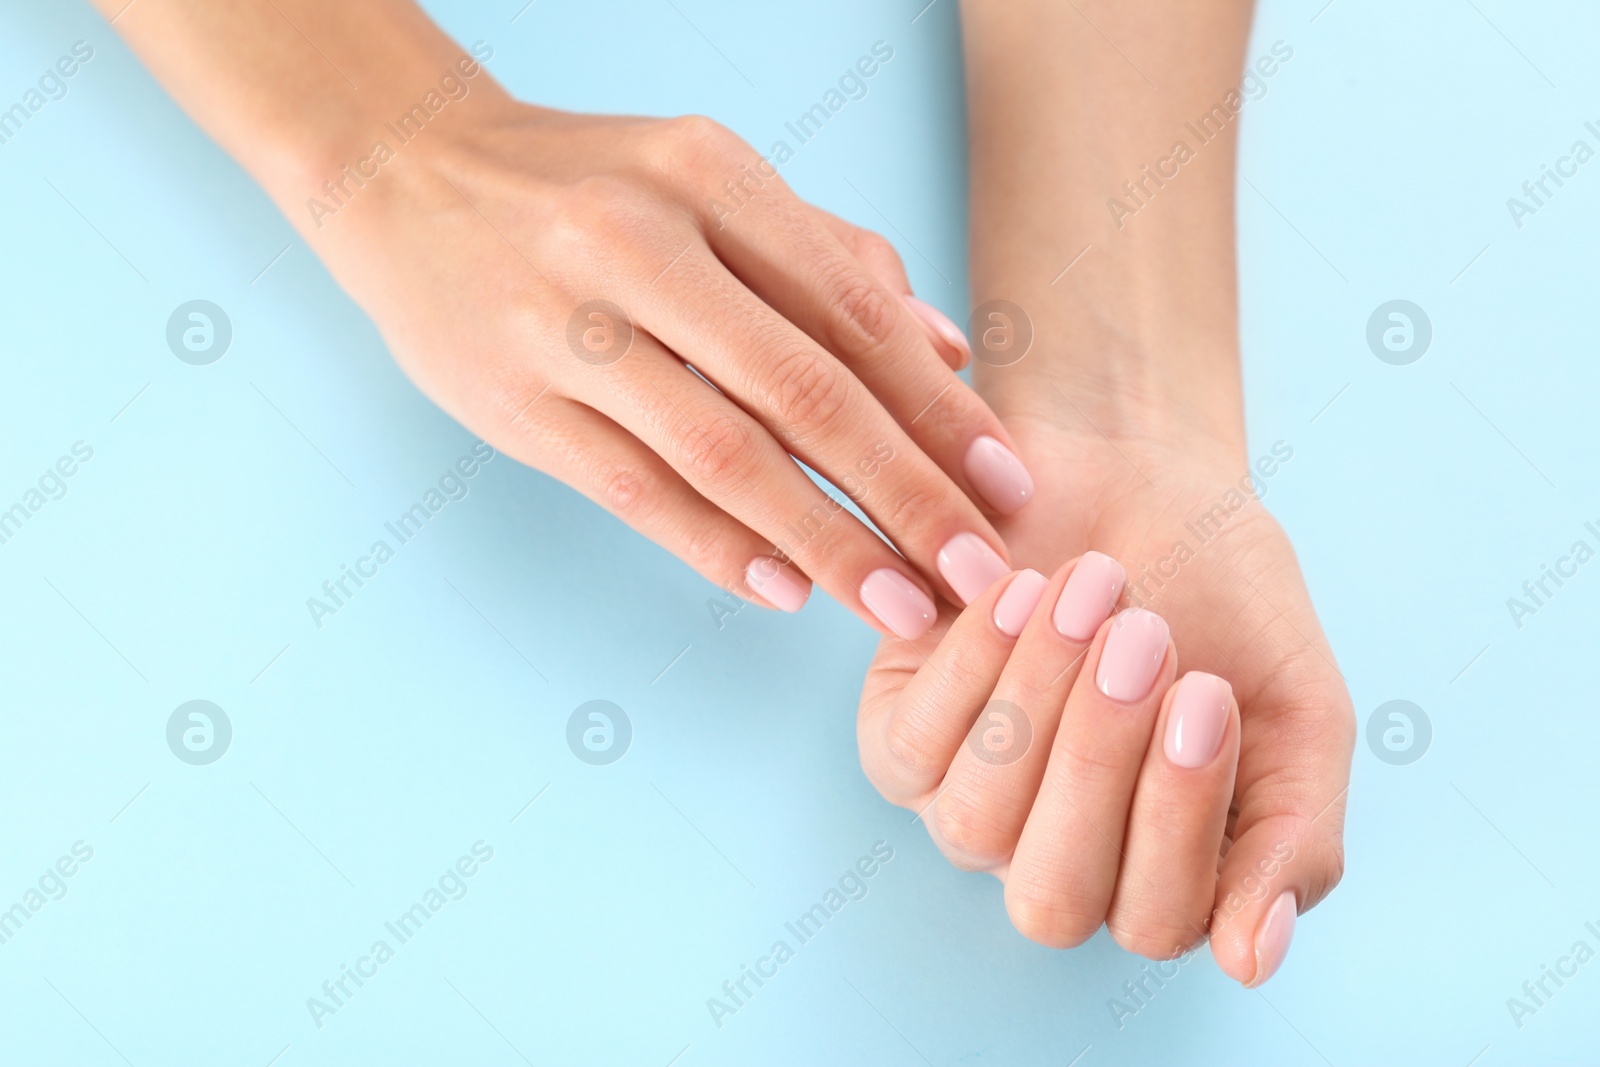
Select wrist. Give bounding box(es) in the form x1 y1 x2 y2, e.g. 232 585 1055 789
267 44 516 227
973 306 1248 471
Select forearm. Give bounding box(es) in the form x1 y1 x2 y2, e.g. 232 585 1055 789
88 0 510 230
961 0 1256 456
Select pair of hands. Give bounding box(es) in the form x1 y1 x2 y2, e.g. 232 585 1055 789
304 93 1352 984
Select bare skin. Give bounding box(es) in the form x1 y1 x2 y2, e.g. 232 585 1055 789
92 0 1354 986
857 0 1353 985
90 0 1035 640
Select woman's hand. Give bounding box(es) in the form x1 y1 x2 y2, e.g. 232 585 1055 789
868 388 1354 984
95 0 1033 639
948 0 1354 985
861 559 1260 972
309 100 1036 637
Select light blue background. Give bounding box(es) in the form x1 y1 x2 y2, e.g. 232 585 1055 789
2 0 1597 1063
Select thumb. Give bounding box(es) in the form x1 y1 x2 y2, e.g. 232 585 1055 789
1207 674 1354 987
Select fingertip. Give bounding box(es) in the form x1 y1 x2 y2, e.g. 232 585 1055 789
859 568 938 640
963 435 1034 516
744 555 810 613
1244 891 1298 988
992 568 1048 637
902 294 972 370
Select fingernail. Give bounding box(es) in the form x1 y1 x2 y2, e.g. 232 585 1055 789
1052 550 1127 641
936 532 1009 606
903 294 972 365
1249 891 1297 987
860 568 937 640
1164 672 1232 768
744 556 809 613
963 436 1034 515
1094 608 1170 702
993 569 1047 637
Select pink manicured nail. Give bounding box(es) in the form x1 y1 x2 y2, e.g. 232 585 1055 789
1164 672 1232 768
936 532 1009 606
1249 891 1297 987
993 569 1047 637
1052 551 1127 641
1094 608 1170 702
859 568 937 640
903 295 972 365
744 556 809 613
963 436 1034 516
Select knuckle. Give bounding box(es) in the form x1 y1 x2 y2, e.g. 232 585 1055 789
882 712 942 785
1322 835 1347 893
1106 910 1207 960
597 464 655 521
1045 744 1131 799
852 229 903 271
937 643 1002 698
651 114 748 179
544 175 653 254
873 479 953 543
678 511 732 576
931 784 1014 864
761 345 851 435
1005 878 1102 949
676 414 756 486
482 371 552 437
822 266 900 355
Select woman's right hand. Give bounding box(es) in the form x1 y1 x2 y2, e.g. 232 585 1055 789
294 77 1032 638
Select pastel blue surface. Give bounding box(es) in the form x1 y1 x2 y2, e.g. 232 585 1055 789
2 0 1598 1064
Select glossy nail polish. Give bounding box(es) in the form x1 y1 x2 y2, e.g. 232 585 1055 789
1052 551 1126 641
993 569 1048 637
936 532 1009 606
1249 891 1297 987
903 294 972 364
1094 608 1170 702
744 556 809 613
1164 672 1232 768
963 436 1034 515
859 569 936 640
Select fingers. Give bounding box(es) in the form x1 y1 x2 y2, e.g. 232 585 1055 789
481 389 812 612
562 331 942 638
859 569 1042 808
638 251 1014 609
1004 607 1176 949
704 197 1031 517
1207 660 1354 987
1105 672 1240 959
928 553 1129 869
802 204 970 370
